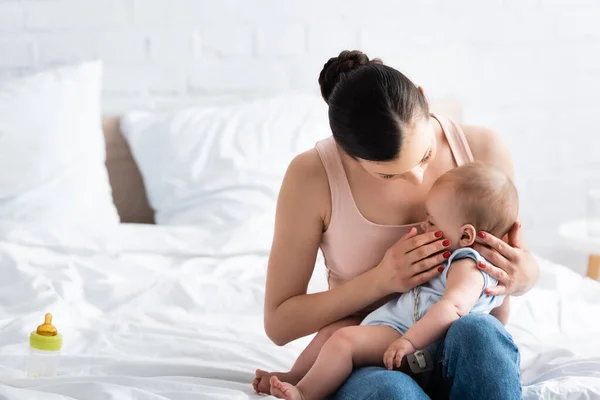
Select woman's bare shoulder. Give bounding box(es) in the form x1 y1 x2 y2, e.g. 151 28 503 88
286 148 328 182
281 148 332 224
460 124 514 178
460 124 502 157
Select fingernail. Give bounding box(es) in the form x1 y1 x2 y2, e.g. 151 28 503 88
438 266 444 273
435 230 443 238
477 261 486 269
442 239 450 247
477 232 486 238
485 289 492 295
443 251 451 259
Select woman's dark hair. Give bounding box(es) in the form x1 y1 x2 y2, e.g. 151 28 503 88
318 50 429 162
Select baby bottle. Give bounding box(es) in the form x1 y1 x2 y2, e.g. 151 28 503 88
27 313 62 378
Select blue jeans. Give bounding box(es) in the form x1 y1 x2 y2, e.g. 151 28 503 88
330 313 521 400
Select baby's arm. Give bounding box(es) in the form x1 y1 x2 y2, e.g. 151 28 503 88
393 259 484 358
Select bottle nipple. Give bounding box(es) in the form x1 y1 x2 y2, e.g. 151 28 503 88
36 313 57 337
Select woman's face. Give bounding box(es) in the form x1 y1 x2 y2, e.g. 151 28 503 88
358 117 437 185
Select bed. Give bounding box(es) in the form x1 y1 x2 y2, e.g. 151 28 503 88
0 101 598 400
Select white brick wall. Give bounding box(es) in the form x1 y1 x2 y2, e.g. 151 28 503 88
0 2 24 32
1 0 600 273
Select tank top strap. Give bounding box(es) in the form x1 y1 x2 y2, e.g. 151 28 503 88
431 113 474 166
315 137 354 212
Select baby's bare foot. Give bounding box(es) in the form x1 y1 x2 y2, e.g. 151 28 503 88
270 376 305 400
253 369 300 395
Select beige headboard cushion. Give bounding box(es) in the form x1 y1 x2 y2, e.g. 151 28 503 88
103 117 155 224
102 100 461 224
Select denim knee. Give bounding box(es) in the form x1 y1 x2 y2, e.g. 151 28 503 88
445 313 517 357
443 313 522 400
330 367 428 400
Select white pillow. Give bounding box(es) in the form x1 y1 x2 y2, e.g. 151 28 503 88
0 61 120 225
121 94 330 226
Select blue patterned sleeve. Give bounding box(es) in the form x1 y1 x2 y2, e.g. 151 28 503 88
442 247 499 293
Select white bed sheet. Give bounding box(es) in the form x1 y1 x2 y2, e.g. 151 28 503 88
0 222 598 400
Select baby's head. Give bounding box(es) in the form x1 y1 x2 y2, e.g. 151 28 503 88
421 162 519 250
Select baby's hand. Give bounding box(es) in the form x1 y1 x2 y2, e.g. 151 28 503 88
383 337 416 370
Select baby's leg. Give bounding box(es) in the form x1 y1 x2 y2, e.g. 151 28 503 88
270 325 401 400
253 317 361 394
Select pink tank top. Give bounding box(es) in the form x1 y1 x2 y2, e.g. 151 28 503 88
315 114 474 288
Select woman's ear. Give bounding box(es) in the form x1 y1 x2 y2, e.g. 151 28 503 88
418 86 429 102
460 224 476 247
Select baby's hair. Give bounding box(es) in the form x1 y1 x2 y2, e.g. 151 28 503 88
432 162 519 238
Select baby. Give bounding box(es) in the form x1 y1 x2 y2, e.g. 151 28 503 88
256 161 519 400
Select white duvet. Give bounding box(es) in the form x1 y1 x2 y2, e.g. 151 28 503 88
0 222 599 400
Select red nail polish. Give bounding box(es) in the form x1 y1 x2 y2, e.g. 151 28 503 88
438 266 444 273
478 261 486 269
477 232 486 238
435 231 443 238
442 239 450 247
443 251 451 259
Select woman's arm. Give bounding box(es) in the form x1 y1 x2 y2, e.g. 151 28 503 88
463 125 540 296
264 150 449 346
264 150 388 346
489 296 510 325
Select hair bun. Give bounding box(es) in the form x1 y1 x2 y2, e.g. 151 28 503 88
318 50 382 104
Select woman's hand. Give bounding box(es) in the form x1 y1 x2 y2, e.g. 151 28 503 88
471 222 539 296
376 227 451 296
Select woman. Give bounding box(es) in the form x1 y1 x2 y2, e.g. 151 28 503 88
263 50 538 399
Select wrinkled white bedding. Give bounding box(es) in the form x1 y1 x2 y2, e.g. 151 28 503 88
0 222 598 399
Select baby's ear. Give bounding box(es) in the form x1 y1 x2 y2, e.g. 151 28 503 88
460 224 476 246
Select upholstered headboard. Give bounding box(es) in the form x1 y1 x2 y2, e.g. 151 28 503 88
103 117 155 224
102 100 462 224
